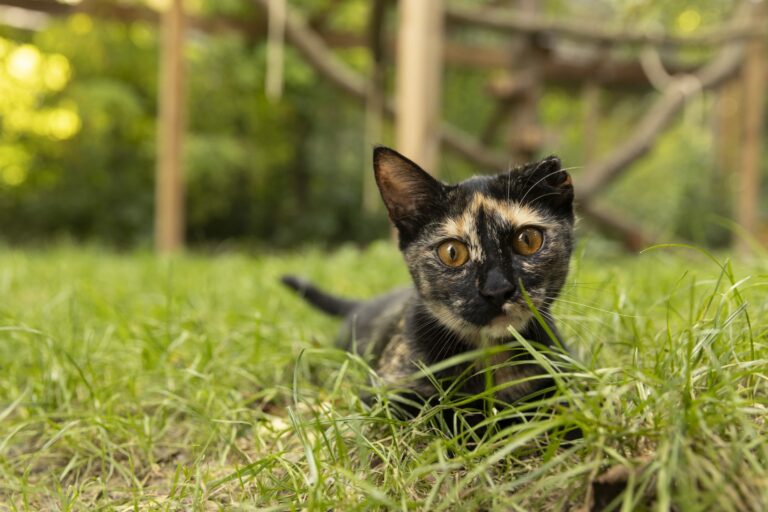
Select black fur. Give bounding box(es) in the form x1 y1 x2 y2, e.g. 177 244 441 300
280 275 360 317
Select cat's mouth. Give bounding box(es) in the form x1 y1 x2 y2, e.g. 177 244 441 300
481 302 533 338
427 298 535 342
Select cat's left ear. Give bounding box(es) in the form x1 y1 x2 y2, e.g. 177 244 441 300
373 146 446 238
525 155 573 209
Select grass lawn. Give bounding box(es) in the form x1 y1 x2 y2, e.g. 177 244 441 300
0 242 766 510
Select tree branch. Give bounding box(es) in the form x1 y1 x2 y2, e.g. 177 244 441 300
445 4 764 48
578 42 744 202
578 203 651 252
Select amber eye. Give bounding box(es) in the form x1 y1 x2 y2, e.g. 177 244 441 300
436 239 470 267
512 227 544 255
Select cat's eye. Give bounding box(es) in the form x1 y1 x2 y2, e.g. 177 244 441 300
513 227 544 256
436 239 470 267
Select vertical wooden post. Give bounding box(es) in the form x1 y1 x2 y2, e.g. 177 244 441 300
155 0 186 253
395 0 443 174
736 1 766 255
715 78 742 178
363 0 388 213
505 0 543 165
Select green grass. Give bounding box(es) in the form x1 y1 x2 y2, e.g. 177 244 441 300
0 241 766 510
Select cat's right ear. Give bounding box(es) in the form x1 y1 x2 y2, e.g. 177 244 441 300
373 146 446 236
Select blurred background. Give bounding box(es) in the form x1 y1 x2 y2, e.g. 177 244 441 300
0 0 765 252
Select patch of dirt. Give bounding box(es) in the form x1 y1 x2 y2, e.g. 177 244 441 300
576 455 654 512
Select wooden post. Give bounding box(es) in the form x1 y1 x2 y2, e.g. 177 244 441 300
715 78 742 177
505 0 544 165
155 0 186 253
395 0 443 174
363 0 388 213
736 1 766 255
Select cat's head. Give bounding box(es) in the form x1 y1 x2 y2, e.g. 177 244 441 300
374 146 574 342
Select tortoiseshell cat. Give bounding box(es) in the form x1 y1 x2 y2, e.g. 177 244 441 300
283 146 574 418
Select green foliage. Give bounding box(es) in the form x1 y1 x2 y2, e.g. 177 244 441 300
0 18 157 245
0 244 766 508
608 113 733 246
0 7 385 248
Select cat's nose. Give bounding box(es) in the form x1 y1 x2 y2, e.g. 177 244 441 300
480 268 516 302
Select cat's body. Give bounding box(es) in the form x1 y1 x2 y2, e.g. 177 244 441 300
283 147 575 417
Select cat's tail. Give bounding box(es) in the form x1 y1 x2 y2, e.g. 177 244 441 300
280 275 361 317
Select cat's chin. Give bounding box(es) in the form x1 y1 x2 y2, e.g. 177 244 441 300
479 304 533 340
427 301 532 344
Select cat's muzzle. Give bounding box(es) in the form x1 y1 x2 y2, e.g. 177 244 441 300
481 301 533 338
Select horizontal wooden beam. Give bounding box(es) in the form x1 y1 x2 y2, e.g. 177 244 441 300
0 0 728 93
0 0 267 38
308 30 699 88
445 4 764 48
0 0 70 15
